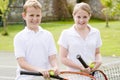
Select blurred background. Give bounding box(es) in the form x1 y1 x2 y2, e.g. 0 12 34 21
0 0 120 80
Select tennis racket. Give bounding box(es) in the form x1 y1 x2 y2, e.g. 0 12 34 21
20 71 67 80
76 54 108 80
20 70 96 80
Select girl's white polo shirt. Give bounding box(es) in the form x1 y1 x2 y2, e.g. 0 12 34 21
58 24 102 71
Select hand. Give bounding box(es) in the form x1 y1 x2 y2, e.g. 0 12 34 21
82 67 91 74
50 67 60 76
90 61 102 72
39 69 50 78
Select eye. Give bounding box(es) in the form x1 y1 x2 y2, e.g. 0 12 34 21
30 14 34 17
36 15 40 17
83 16 88 18
77 16 81 18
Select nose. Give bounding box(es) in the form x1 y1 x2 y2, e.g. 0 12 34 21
33 16 37 20
79 18 84 22
32 17 39 22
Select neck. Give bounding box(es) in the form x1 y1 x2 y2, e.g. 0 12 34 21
74 25 90 40
28 26 39 32
75 25 89 32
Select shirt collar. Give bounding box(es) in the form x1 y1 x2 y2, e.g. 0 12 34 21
87 24 97 33
69 24 96 36
24 26 44 33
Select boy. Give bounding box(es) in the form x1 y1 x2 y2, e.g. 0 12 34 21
14 0 59 80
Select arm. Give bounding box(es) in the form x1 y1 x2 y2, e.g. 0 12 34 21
92 47 102 71
49 54 59 75
17 57 50 77
59 45 85 71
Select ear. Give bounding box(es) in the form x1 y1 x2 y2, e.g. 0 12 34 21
72 13 74 17
89 14 91 18
22 12 26 20
72 13 75 17
87 14 91 21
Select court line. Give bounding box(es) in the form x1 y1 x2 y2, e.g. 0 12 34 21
0 76 15 80
0 65 16 80
0 65 17 68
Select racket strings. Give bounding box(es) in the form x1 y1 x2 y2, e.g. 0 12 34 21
93 71 106 80
99 61 120 80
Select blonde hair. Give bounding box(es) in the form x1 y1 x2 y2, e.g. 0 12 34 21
23 0 42 13
73 2 91 15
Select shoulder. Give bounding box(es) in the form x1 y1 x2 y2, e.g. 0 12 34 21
43 29 51 33
14 27 30 41
39 27 54 38
42 29 53 36
89 25 100 33
14 29 25 39
13 29 27 44
38 26 52 35
61 26 74 35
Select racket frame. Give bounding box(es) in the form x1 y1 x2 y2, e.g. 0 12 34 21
20 70 96 80
20 71 67 80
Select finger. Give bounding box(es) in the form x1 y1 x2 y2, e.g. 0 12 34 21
43 71 50 78
54 70 60 75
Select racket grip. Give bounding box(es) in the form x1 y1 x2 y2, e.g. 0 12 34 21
76 55 89 68
20 71 42 76
20 71 65 80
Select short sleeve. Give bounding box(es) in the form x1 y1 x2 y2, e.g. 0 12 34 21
47 32 57 56
58 30 68 49
14 35 26 59
96 31 102 48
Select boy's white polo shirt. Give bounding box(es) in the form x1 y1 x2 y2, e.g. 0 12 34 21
58 24 102 71
14 26 57 79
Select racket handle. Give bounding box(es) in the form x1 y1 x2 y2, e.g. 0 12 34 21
76 55 89 68
20 71 42 76
20 71 65 80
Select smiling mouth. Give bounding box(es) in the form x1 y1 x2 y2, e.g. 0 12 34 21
31 21 39 24
78 23 85 25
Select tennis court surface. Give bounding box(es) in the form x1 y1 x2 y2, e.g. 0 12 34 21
0 51 120 80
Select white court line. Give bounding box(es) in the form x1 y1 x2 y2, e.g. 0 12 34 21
0 65 16 80
0 65 17 68
0 76 15 79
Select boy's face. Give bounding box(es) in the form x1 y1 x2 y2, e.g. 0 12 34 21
22 7 42 29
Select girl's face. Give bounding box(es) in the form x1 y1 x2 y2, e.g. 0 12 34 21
73 9 91 28
22 7 42 30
